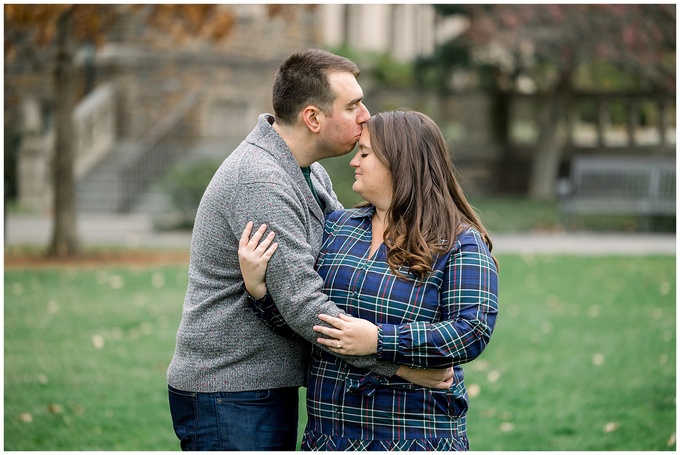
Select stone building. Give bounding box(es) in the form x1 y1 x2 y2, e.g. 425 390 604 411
5 4 464 213
5 4 674 216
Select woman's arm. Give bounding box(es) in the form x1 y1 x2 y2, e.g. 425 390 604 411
238 221 455 388
239 222 300 339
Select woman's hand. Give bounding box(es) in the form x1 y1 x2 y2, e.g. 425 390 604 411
238 221 278 299
314 313 378 356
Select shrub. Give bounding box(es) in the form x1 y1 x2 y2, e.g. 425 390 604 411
155 157 222 230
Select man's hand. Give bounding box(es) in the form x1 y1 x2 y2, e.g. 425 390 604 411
396 365 454 389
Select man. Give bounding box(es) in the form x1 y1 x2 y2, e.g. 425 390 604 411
167 49 451 451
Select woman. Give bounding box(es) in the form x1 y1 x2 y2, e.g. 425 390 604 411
240 109 499 450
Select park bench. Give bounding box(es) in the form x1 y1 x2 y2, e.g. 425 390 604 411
559 155 676 223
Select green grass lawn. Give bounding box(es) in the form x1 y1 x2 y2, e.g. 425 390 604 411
4 254 676 450
4 265 186 450
465 255 676 451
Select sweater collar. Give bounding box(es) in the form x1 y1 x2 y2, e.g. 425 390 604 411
248 114 325 223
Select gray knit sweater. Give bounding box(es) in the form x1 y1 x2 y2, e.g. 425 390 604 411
167 114 399 393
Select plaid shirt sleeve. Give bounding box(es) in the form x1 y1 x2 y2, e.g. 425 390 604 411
245 289 300 339
376 228 499 369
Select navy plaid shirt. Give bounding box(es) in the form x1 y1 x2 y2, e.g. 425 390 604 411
249 206 498 450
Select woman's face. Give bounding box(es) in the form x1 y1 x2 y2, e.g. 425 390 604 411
349 127 393 210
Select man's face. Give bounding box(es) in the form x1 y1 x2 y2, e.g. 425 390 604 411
317 72 371 158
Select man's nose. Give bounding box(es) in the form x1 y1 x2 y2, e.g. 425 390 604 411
357 103 370 123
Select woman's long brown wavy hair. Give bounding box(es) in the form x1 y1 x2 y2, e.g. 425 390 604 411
364 109 496 281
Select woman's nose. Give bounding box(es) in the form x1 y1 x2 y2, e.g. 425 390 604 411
349 154 359 168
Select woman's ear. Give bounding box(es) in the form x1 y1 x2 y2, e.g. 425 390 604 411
302 106 322 133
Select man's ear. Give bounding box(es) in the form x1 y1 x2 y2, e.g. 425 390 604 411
302 106 322 133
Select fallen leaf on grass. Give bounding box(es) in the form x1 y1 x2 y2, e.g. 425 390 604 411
12 282 24 295
48 403 63 414
47 300 59 314
500 422 515 432
588 305 600 318
92 335 105 349
108 275 124 289
592 353 605 366
467 383 481 398
19 413 32 423
652 308 664 320
468 359 489 372
603 422 618 433
140 321 152 335
487 370 500 383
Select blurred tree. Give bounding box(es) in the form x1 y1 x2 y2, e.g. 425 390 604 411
4 4 237 257
424 4 676 199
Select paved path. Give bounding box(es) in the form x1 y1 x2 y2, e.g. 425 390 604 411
5 214 191 250
4 213 676 256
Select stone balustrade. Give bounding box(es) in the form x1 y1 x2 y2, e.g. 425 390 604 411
17 83 116 212
73 84 116 179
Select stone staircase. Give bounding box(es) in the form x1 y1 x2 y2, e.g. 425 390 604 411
76 90 207 215
76 139 228 215
76 140 140 213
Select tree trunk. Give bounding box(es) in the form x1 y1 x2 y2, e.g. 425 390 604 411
528 71 572 200
528 97 563 199
491 88 513 192
48 6 80 258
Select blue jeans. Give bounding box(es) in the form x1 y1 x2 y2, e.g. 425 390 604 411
168 385 299 451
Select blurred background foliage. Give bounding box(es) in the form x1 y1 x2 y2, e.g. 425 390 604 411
156 153 675 235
